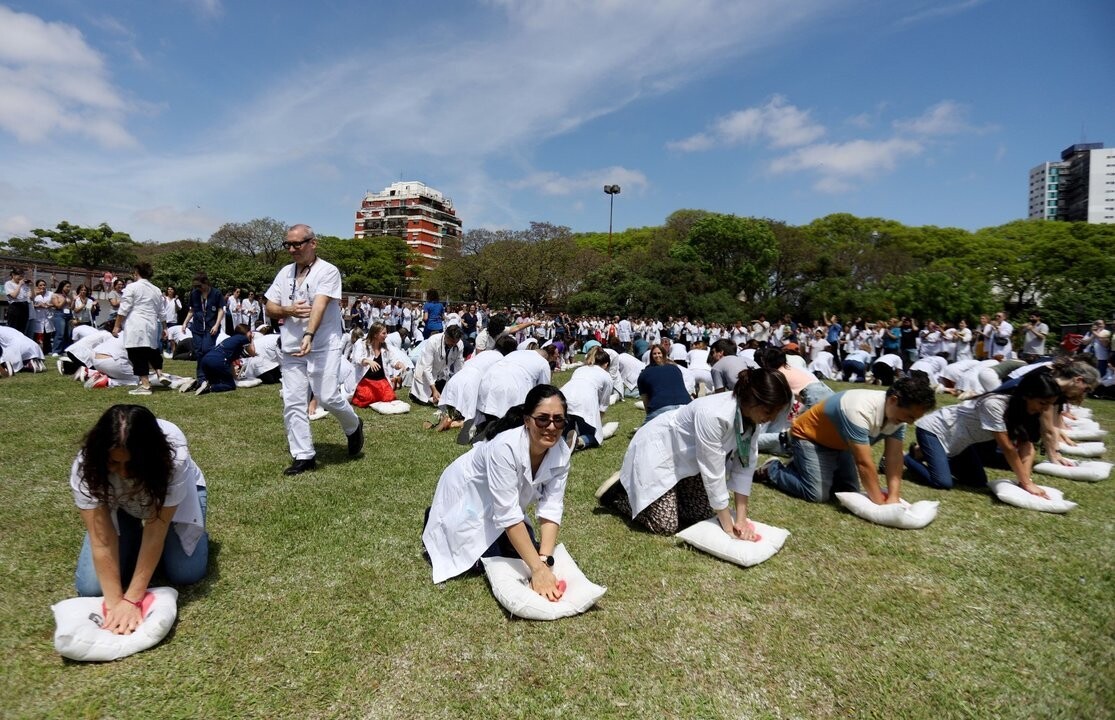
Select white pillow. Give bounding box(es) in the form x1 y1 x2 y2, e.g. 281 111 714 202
560 362 583 371
1064 427 1107 442
480 544 606 621
989 479 1077 513
834 492 939 529
1059 442 1106 458
634 400 645 410
609 392 621 405
235 377 263 388
169 377 194 391
370 400 410 414
1033 460 1112 482
601 421 619 440
1063 417 1099 430
52 587 179 662
675 516 790 567
1067 405 1092 419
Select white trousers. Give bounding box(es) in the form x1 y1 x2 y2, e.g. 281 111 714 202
280 348 361 460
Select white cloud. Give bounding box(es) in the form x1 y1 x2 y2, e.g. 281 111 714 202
0 6 135 148
668 95 825 151
893 100 988 136
181 0 223 19
896 0 987 27
769 138 925 193
130 205 226 241
1 213 32 237
510 167 649 197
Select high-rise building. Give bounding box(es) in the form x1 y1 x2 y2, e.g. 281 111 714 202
354 181 463 272
1028 143 1115 223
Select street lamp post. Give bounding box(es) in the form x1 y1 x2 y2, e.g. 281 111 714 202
604 184 621 257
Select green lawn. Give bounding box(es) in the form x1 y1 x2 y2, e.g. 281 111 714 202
1 364 1112 719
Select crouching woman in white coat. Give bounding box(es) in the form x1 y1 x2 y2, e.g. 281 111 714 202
423 384 572 601
597 368 791 537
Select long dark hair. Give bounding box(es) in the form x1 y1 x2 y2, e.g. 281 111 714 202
732 367 792 431
479 384 568 442
1003 368 1061 444
78 405 174 515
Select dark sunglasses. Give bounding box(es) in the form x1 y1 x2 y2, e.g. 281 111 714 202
528 414 567 429
282 239 311 250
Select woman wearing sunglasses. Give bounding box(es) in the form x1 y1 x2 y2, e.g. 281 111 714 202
423 384 573 600
597 367 791 538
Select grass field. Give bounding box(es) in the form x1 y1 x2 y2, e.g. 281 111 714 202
1 362 1113 719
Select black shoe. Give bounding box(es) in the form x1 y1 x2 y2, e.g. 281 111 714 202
347 418 365 457
284 457 317 475
755 459 777 485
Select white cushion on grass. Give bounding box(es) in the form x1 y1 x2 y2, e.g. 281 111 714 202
560 362 583 371
834 492 939 529
634 400 645 410
1033 460 1112 482
235 377 263 388
480 544 605 621
675 516 790 567
1067 405 1092 419
1064 427 1107 442
609 392 621 405
370 400 410 414
52 587 178 661
989 479 1077 513
602 421 619 440
169 377 194 390
1063 417 1099 430
1059 442 1106 458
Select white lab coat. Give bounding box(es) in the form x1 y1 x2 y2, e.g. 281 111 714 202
410 333 464 404
561 365 613 444
422 426 571 583
438 349 506 419
475 350 551 421
619 392 762 517
118 279 163 349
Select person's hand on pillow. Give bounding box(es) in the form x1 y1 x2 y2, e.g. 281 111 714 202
103 598 143 636
1020 480 1049 499
530 563 563 602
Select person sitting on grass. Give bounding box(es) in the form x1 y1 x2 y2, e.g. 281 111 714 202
561 348 614 451
757 375 936 505
72 404 208 634
597 368 791 538
903 367 1060 496
422 384 572 600
195 324 254 395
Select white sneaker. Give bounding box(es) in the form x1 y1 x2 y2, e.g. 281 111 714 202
57 359 66 375
594 471 622 500
129 386 152 396
194 380 210 396
178 378 197 393
73 367 88 382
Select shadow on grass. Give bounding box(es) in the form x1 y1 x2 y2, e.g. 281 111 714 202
314 442 367 467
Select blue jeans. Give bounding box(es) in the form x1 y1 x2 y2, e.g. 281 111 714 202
51 312 72 354
903 427 989 490
75 487 209 596
767 438 859 502
841 359 867 382
643 403 685 426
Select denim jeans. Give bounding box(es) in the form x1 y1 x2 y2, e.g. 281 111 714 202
767 438 859 502
75 487 208 596
642 404 685 426
841 359 867 382
903 427 989 490
51 312 71 354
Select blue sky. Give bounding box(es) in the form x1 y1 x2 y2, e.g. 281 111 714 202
1 0 1112 243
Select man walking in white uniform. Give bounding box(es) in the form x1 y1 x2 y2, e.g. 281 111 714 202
265 224 364 475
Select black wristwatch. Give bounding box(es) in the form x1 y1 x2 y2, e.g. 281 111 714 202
538 554 555 567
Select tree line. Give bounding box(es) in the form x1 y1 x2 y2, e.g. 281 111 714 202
431 211 1115 333
0 218 410 296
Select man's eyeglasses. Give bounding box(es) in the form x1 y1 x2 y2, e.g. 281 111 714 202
528 414 567 429
282 239 311 250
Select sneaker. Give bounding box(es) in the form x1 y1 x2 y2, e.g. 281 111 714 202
84 372 108 390
347 418 365 457
179 378 197 394
194 380 210 396
283 456 317 476
157 375 173 387
57 359 66 375
754 459 778 485
73 367 88 382
32 359 45 373
594 471 622 501
129 386 152 396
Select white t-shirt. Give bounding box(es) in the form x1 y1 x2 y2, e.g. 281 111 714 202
264 258 345 353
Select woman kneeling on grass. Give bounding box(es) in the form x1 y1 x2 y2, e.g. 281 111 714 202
596 368 791 538
903 367 1059 496
72 405 208 634
423 384 572 600
758 375 936 505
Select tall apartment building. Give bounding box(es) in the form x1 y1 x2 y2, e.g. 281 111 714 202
354 181 463 272
1028 142 1115 223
